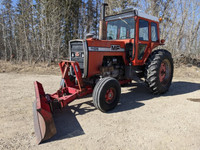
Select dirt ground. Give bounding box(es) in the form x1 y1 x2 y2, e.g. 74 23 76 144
0 66 200 150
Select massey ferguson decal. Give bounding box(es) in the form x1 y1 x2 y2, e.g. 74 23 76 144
89 46 124 52
111 45 120 50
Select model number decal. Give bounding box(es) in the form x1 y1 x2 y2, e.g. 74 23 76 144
88 46 124 52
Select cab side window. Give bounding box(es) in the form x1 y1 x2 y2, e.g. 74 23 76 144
151 22 158 42
139 19 149 41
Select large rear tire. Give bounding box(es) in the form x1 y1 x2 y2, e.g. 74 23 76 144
92 77 121 112
145 49 174 94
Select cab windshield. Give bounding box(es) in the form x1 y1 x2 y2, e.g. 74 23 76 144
107 17 135 40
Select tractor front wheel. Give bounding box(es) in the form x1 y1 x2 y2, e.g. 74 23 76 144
92 77 121 112
145 49 174 94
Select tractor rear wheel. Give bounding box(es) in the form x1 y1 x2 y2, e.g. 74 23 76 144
92 77 121 112
145 49 174 94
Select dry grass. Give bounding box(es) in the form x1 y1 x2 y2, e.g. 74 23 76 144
0 60 60 75
0 60 200 78
174 64 200 78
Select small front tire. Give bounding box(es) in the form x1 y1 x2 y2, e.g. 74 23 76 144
92 77 121 112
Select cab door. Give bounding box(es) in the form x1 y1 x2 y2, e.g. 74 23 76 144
134 18 151 65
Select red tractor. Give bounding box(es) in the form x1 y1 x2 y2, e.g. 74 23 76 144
33 3 173 144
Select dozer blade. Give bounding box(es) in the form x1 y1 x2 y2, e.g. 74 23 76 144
33 81 57 144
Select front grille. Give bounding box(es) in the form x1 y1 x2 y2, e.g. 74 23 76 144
70 41 84 69
71 42 83 52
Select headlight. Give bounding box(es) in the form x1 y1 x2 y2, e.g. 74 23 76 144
71 52 75 57
81 53 84 58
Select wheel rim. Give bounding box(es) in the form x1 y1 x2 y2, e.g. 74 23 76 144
105 87 115 104
159 59 171 85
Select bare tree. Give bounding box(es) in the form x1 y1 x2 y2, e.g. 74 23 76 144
0 0 200 64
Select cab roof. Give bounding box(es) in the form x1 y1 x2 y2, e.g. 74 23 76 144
105 8 159 22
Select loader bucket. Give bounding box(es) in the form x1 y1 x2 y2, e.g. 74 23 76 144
33 81 57 144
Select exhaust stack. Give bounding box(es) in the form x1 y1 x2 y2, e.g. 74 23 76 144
99 3 108 40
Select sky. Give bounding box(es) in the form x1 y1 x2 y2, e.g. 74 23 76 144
12 0 18 6
0 0 36 7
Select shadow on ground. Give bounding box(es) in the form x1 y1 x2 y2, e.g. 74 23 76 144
45 108 84 143
45 101 95 143
164 81 200 96
45 81 200 143
110 81 200 113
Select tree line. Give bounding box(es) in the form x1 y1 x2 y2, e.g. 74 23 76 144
0 0 200 65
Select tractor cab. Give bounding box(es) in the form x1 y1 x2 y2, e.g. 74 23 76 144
103 8 162 66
